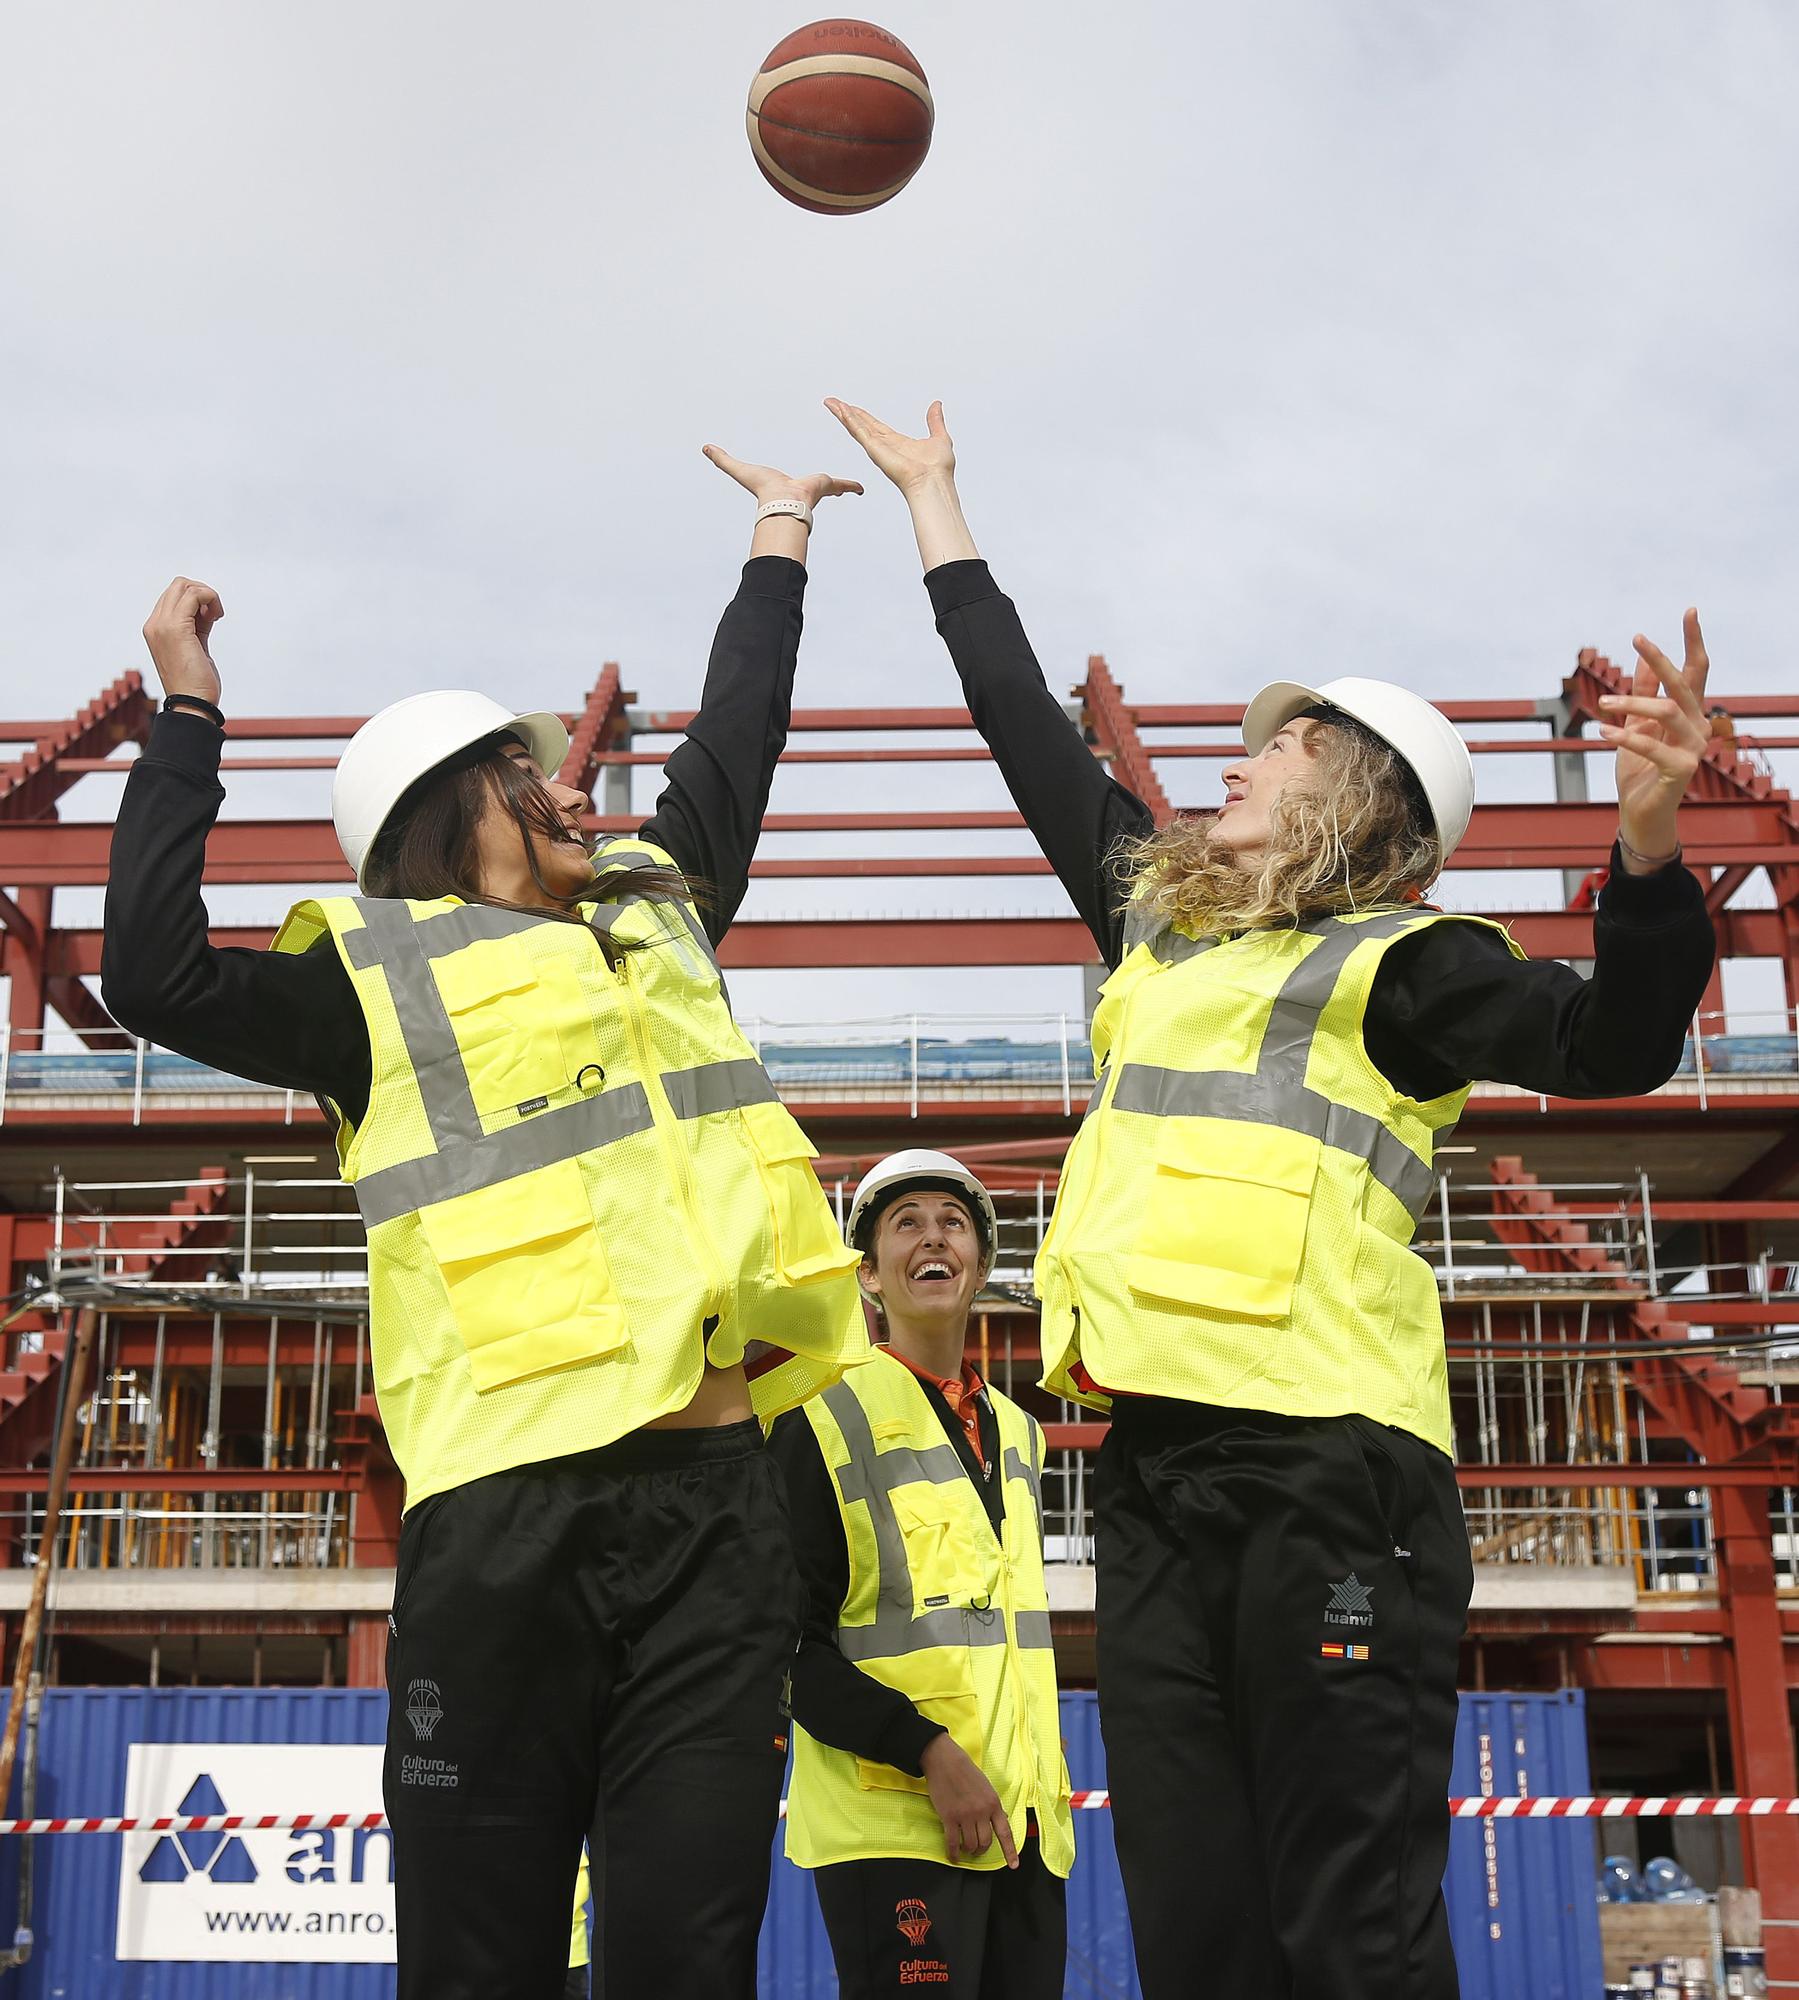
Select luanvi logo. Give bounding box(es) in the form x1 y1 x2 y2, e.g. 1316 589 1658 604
1325 1573 1375 1628
139 1776 258 1884
405 1679 443 1742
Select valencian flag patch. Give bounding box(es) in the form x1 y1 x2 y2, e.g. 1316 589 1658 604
1321 1642 1372 1661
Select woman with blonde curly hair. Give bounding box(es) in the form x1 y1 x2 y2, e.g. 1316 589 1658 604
827 398 1717 2000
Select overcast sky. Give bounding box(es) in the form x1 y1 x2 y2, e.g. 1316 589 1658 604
6 1 1797 1030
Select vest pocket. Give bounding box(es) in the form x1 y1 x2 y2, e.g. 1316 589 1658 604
739 1100 862 1287
433 945 576 1120
890 1483 989 1618
1125 1118 1321 1320
417 1157 627 1392
854 1682 983 1796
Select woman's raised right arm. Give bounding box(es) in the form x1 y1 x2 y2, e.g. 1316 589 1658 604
825 402 1154 968
100 579 371 1112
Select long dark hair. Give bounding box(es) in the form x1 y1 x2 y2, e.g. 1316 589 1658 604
361 733 692 956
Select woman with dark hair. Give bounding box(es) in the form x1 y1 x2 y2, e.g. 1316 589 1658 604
102 447 871 2000
825 397 1717 2000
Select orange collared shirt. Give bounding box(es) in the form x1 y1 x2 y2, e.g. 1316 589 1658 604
888 1348 988 1472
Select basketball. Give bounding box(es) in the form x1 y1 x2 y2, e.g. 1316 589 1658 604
746 19 934 216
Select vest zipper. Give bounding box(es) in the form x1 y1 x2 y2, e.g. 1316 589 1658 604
612 953 729 1328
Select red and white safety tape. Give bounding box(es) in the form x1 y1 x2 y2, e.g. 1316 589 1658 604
3 1796 1799 1835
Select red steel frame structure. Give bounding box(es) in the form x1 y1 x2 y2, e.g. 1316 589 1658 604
7 653 1799 1953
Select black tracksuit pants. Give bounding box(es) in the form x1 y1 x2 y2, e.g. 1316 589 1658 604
1096 1400 1474 2000
813 1843 1067 1999
383 1420 801 2000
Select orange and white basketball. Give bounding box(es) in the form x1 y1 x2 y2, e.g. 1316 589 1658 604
746 19 934 216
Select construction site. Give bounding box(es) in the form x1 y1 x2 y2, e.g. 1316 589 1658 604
3 644 1799 1990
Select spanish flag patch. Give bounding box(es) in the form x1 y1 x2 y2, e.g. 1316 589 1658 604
1321 1642 1371 1661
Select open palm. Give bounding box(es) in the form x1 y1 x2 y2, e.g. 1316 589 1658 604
1599 610 1711 861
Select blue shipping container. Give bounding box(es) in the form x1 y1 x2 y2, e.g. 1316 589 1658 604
0 1687 1598 1998
1447 1690 1606 2000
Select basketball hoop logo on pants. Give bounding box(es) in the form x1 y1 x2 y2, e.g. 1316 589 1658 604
405 1681 443 1743
895 1899 932 1946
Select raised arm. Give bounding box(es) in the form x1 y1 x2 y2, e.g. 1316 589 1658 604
1368 611 1718 1100
100 579 372 1116
639 452 862 945
825 399 1154 967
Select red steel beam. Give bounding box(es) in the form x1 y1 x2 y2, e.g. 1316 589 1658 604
1079 656 1173 823
8 798 1799 887
23 903 1799 976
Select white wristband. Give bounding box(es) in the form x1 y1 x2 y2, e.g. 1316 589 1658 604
754 497 814 530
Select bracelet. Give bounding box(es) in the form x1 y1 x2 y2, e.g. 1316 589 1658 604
1617 830 1681 871
162 693 226 731
754 497 814 530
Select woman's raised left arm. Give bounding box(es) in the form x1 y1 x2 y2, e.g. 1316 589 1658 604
640 451 862 942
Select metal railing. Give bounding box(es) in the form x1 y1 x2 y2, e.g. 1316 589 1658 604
16 1491 350 1574
6 1006 1799 1126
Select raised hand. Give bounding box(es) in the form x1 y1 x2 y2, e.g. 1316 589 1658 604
1598 609 1712 870
142 577 225 707
823 398 954 495
700 446 863 511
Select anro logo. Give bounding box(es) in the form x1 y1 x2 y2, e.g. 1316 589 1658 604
139 1776 258 1884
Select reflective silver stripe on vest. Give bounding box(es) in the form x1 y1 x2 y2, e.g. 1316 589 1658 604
1109 909 1437 1220
347 901 485 1154
1122 896 1220 967
342 899 777 1229
590 843 724 987
824 1383 1012 1665
1005 1442 1044 1546
663 1059 779 1121
1012 1611 1054 1650
354 1084 657 1229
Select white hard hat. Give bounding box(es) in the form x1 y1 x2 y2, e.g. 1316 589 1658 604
846 1150 999 1257
333 691 571 889
1240 675 1475 858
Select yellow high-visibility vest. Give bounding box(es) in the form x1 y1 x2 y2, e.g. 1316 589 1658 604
569 1849 591 1971
1039 905 1523 1455
784 1349 1075 1878
273 838 867 1505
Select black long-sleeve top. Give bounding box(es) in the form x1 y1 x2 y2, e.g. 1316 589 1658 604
768 1371 1004 1778
925 560 1716 1101
101 557 811 1119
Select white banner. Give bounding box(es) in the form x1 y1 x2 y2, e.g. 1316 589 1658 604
115 1742 395 1963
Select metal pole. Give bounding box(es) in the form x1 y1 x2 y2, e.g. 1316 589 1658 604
1638 1169 1659 1297
909 1015 919 1121
200 1315 223 1569
1439 1175 1457 1301
262 1319 278 1569
0 1021 11 1128
1058 1013 1071 1117
146 1315 166 1470
0 1310 96 1816
1693 1013 1708 1112
241 1168 255 1289
131 1038 146 1127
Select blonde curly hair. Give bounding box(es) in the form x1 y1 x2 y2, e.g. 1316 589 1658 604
1117 715 1444 939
